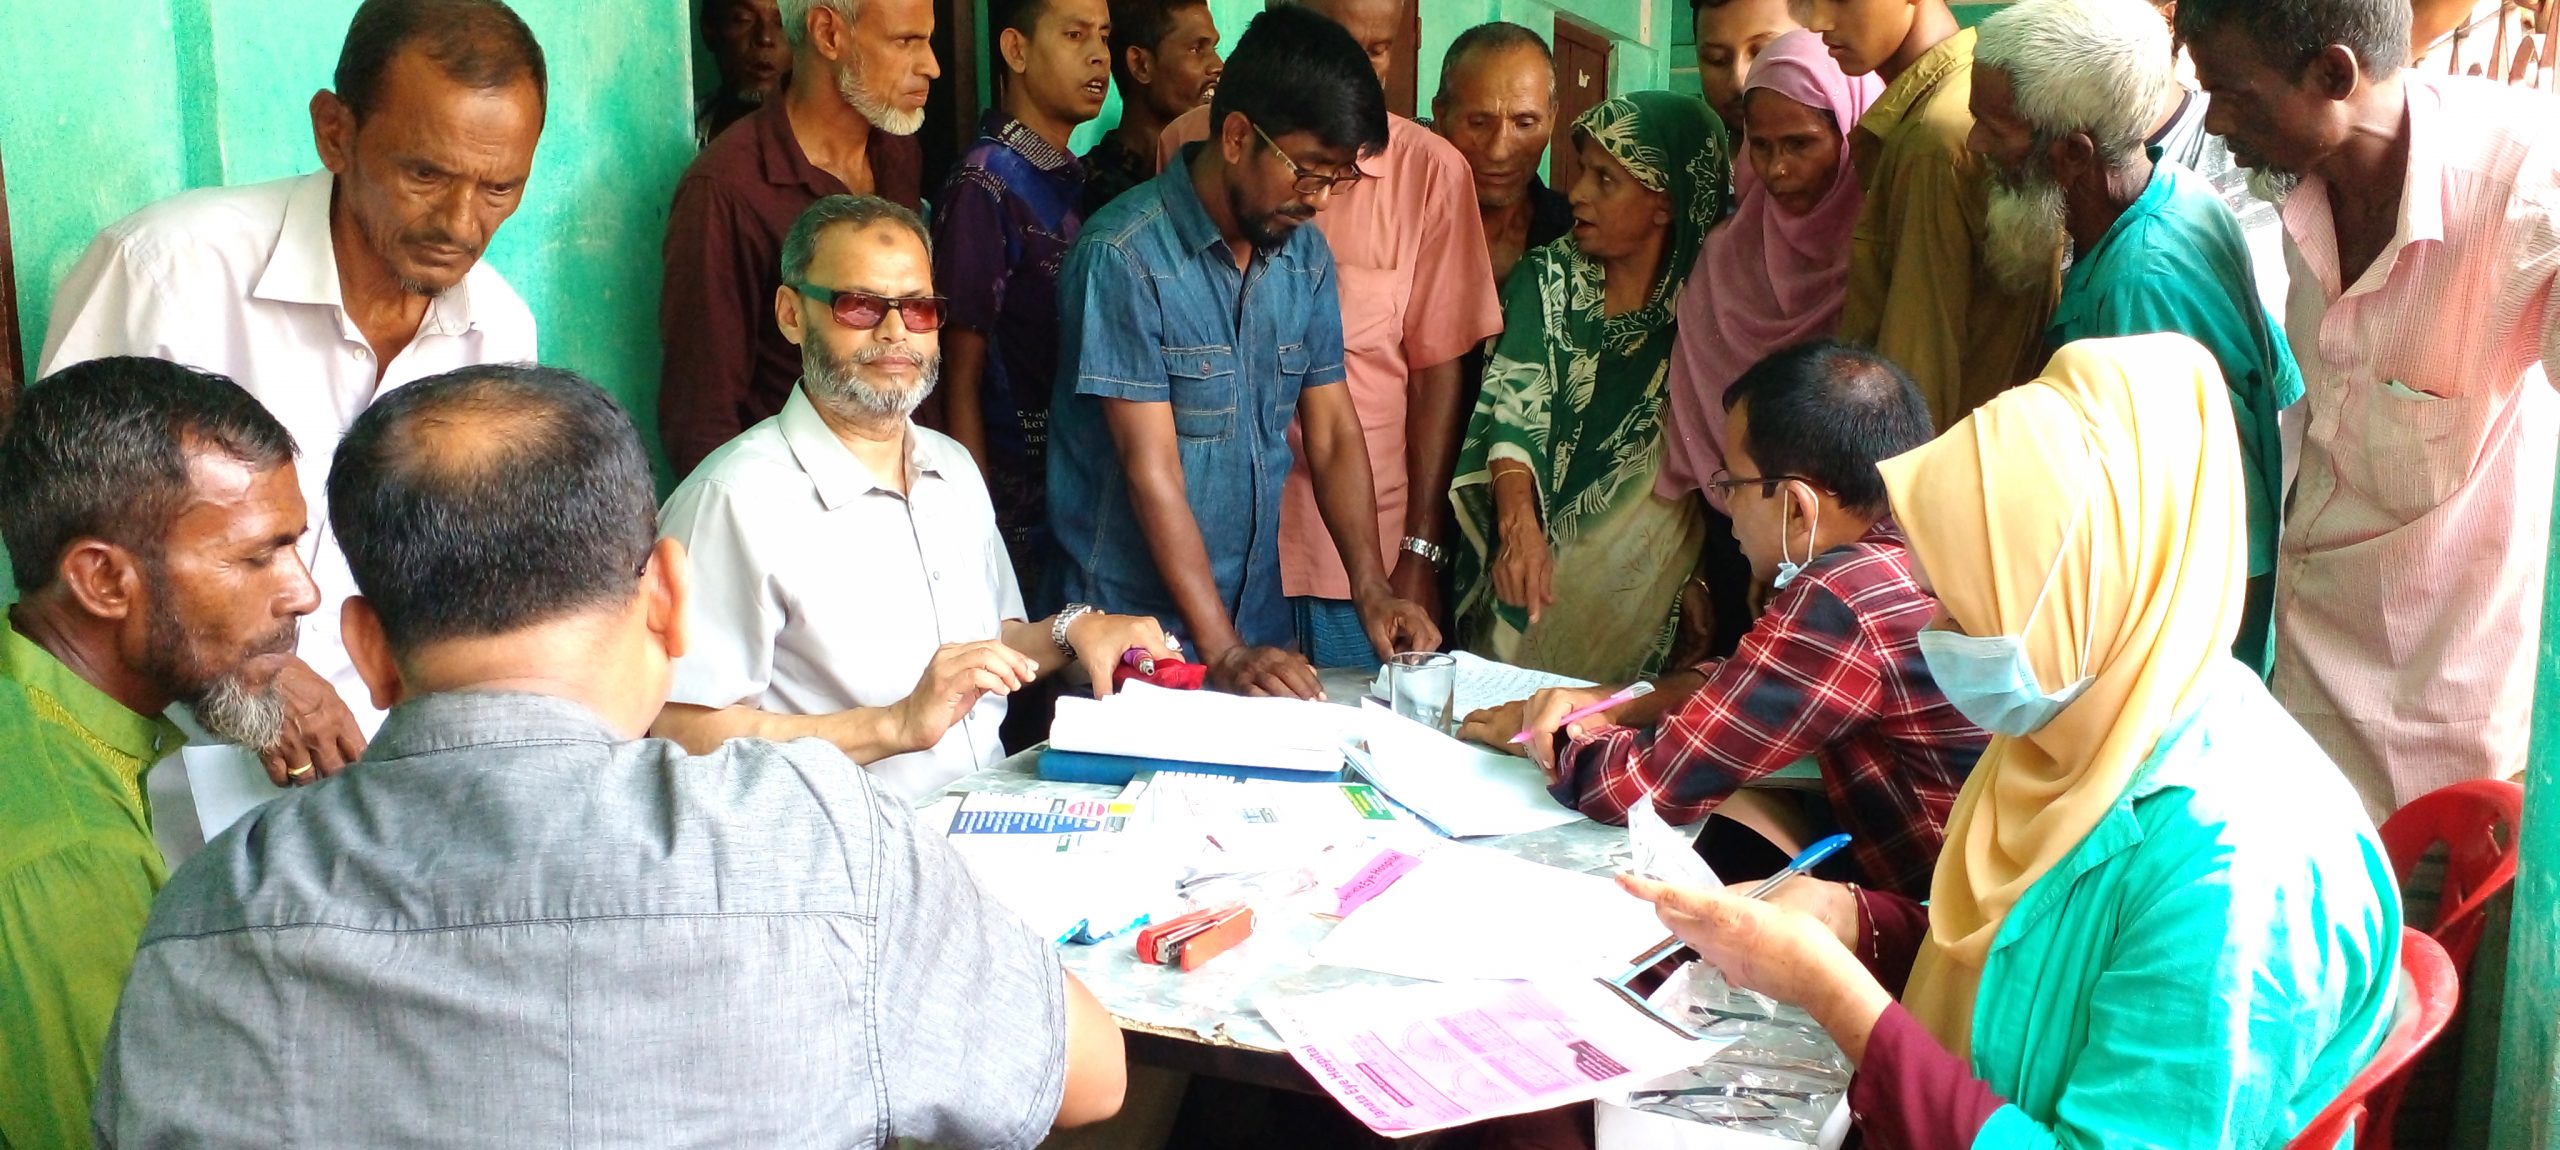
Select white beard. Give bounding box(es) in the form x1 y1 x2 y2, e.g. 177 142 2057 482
837 60 926 136
1983 175 2069 295
2243 164 2301 205
805 341 939 421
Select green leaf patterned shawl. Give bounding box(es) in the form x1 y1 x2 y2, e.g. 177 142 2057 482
1451 91 1730 624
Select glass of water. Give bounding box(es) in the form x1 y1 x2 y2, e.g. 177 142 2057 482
1384 651 1458 734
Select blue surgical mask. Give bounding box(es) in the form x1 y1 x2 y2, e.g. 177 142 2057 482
1772 485 1818 590
1917 508 2096 737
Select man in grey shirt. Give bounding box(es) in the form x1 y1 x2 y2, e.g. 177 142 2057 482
94 364 1126 1148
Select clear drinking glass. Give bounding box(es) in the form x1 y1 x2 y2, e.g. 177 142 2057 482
1384 651 1458 735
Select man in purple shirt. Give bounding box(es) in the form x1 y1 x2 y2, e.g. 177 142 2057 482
929 0 1110 602
658 0 939 478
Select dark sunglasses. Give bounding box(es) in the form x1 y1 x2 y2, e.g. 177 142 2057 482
788 282 949 332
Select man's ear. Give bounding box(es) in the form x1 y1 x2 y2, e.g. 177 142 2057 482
310 90 356 174
1126 44 1155 87
645 537 692 663
1000 26 1033 75
2310 43 2363 100
1218 109 1253 164
55 539 144 624
807 0 853 63
776 286 809 347
341 596 407 712
2050 131 2098 188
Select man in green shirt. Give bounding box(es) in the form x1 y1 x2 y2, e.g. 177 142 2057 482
0 356 317 1149
1967 0 2303 676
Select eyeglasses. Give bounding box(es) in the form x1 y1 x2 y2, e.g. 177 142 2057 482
1705 469 1821 499
788 282 949 332
1250 121 1368 196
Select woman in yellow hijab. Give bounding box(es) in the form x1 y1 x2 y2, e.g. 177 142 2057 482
1620 335 2401 1148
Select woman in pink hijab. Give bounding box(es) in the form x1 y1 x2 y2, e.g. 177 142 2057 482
1660 30 1883 657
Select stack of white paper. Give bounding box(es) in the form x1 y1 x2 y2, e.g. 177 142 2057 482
1350 701 1586 837
1048 681 1360 773
1310 843 1670 982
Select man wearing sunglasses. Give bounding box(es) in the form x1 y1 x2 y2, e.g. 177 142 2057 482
654 195 1179 799
1156 0 1502 669
1459 342 1986 901
1048 5 1437 700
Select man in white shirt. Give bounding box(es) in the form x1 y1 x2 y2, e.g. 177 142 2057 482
38 0 547 841
653 195 1177 799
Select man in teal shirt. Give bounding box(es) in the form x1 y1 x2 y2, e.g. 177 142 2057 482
0 357 317 1148
1967 0 2302 675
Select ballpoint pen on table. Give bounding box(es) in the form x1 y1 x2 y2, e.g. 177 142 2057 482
1510 681 1655 744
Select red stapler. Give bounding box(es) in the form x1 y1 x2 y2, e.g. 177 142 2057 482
1134 905 1254 971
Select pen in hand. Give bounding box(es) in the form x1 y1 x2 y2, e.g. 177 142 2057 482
1511 681 1655 744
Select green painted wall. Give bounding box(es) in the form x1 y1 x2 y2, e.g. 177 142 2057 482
1 0 697 481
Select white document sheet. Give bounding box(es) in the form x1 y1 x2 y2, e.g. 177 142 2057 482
1258 976 1721 1137
1351 701 1586 838
1309 844 1671 983
1048 681 1360 773
1446 650 1598 720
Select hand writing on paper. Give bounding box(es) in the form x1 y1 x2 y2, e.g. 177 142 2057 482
1615 873 1891 1064
1515 685 1623 776
1455 699 1530 752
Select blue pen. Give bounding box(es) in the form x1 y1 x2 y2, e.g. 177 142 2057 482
1742 833 1854 900
1613 834 1858 983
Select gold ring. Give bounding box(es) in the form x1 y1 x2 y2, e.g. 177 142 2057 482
287 764 315 779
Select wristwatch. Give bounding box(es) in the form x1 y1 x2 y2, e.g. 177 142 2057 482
1051 603 1099 658
1400 535 1449 570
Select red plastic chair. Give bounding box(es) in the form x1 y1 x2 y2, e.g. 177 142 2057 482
2287 929 2461 1150
2377 778 2525 971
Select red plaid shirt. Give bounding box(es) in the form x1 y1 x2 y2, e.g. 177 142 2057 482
1552 524 1985 898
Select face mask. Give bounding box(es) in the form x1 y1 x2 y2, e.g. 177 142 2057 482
1917 504 2097 737
1772 484 1819 590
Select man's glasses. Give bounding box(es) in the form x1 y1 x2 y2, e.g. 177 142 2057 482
1250 121 1368 196
788 282 949 332
1704 469 1820 499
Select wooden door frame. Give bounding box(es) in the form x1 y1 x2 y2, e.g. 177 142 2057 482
1549 16 1613 200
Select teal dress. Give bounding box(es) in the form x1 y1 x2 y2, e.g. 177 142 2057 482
2046 155 2303 678
1965 661 2400 1148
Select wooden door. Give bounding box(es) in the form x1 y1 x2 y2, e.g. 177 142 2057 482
1550 18 1612 197
1385 0 1421 119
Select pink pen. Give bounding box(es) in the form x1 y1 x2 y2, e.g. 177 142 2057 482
1510 681 1655 744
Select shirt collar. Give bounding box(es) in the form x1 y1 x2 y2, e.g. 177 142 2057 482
1858 26 1976 140
249 171 483 339
364 689 626 763
983 109 1081 175
1158 143 1231 258
2395 78 2447 247
756 98 850 197
776 383 945 510
1 624 187 767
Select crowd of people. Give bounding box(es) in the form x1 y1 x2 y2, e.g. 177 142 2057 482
0 0 2549 1144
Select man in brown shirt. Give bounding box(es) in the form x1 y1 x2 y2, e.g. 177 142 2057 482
658 0 938 477
1814 0 2052 428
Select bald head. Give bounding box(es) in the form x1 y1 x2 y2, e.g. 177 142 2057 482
1299 0 1403 85
328 364 658 650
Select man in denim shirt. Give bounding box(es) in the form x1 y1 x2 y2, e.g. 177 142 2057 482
1047 5 1436 698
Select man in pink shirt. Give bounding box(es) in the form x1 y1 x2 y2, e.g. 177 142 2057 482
1160 0 1503 666
2182 0 2560 819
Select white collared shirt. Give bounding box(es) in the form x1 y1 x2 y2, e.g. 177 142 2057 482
39 172 537 837
660 387 1025 800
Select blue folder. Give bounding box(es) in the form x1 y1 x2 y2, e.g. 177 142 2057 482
1034 748 1347 787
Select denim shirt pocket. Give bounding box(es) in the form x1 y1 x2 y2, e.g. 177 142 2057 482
1164 344 1240 441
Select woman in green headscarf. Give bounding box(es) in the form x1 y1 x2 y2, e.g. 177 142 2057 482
1451 92 1731 682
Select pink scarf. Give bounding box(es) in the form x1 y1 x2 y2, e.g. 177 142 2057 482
1658 31 1883 510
